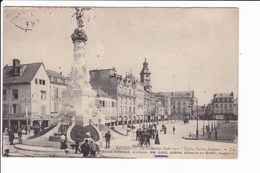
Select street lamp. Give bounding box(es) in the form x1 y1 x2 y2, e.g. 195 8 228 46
202 104 205 136
191 97 199 138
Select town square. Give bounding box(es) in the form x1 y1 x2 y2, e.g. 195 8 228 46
2 7 238 159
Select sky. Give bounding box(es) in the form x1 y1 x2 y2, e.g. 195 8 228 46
3 7 238 105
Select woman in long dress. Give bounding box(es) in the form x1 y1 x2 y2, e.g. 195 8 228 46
155 131 160 145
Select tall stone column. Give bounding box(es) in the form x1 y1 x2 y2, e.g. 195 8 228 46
61 11 97 127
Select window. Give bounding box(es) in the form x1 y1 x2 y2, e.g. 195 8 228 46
102 101 105 107
39 79 46 85
54 102 58 112
133 107 135 114
41 91 46 100
129 106 131 113
12 104 17 114
229 104 233 108
3 89 7 100
220 104 223 108
12 89 18 99
133 99 136 105
35 78 38 84
224 104 228 108
53 87 58 98
125 106 127 113
129 89 131 95
125 98 127 104
41 106 46 115
215 104 219 108
3 105 8 114
112 102 115 107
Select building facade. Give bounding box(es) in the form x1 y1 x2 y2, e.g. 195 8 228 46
47 70 69 124
94 89 117 126
197 105 206 120
89 68 145 126
233 98 238 120
159 91 194 121
140 58 159 123
2 59 69 132
3 59 50 132
211 92 235 120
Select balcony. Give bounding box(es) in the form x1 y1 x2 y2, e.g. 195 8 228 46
117 91 137 98
3 113 28 119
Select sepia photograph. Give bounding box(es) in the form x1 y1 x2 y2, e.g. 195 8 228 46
1 6 238 159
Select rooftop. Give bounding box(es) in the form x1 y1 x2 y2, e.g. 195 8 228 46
3 62 43 85
46 70 69 80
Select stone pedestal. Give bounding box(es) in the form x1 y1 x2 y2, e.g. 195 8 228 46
62 88 96 126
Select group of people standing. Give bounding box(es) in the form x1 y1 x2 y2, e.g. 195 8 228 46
205 125 218 140
60 133 100 158
5 128 26 145
136 124 160 147
80 138 99 158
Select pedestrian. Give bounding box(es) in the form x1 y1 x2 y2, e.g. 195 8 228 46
164 126 167 134
74 138 81 154
152 128 155 139
105 131 111 149
3 149 10 157
8 129 15 145
139 131 144 147
4 128 8 135
81 139 90 157
215 129 218 140
208 131 211 138
18 129 23 144
155 131 160 145
146 132 150 146
60 139 68 150
90 140 97 158
172 126 175 134
136 129 139 141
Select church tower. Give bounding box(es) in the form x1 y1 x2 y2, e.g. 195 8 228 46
140 58 152 92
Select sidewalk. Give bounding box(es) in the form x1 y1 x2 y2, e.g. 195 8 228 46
182 121 238 143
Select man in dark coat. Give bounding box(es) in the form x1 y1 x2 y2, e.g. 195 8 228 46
81 139 90 157
75 138 81 154
146 132 151 146
8 130 15 145
136 129 139 141
105 131 111 149
164 126 167 134
60 140 68 150
17 129 23 144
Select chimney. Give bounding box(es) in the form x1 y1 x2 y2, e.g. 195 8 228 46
13 59 20 68
13 59 21 76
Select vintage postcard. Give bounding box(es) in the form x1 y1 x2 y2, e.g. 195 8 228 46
2 6 238 159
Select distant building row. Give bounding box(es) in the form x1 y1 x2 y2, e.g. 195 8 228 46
2 58 238 132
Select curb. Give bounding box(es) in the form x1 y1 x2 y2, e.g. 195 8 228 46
182 137 199 140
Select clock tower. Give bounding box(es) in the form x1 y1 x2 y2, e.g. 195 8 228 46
140 58 152 92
